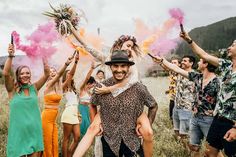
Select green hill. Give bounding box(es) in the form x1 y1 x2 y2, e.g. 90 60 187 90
175 17 236 56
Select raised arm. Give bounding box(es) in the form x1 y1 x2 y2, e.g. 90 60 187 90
152 56 189 78
70 26 106 62
80 62 95 91
62 53 79 89
3 44 15 94
34 58 50 91
180 32 219 67
47 54 75 89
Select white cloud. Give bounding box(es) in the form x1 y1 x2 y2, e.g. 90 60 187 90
0 0 235 56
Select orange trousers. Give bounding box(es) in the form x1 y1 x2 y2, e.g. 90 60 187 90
42 109 59 157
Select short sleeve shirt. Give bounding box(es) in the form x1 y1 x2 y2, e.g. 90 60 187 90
175 74 196 110
189 72 220 116
215 59 236 122
91 78 157 156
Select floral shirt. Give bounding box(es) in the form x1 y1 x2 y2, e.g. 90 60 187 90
189 72 220 116
215 59 236 122
91 78 157 156
175 73 196 110
167 72 178 100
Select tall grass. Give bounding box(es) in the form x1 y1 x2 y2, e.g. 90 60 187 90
0 78 190 157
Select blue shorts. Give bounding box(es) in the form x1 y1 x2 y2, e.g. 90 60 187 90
190 115 213 146
173 107 192 135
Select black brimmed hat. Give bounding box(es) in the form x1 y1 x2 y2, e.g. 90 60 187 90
105 50 135 66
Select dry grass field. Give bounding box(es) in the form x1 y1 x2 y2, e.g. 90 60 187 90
0 77 191 157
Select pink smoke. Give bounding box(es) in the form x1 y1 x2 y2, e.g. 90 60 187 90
169 8 184 24
134 8 185 56
11 22 59 59
135 18 179 56
150 39 179 56
134 19 152 42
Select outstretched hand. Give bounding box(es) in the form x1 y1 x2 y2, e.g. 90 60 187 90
179 31 192 43
151 55 162 63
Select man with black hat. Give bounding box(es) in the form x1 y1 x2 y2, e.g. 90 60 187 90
90 50 158 157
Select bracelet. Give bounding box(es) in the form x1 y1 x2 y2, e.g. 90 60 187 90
65 63 69 66
187 39 193 44
8 55 15 58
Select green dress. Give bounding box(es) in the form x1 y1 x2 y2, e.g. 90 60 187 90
7 85 44 157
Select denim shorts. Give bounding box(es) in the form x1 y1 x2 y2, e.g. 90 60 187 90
173 106 192 135
189 115 213 146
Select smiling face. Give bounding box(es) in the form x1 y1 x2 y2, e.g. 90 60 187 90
49 67 57 79
227 40 236 58
120 40 134 57
110 63 130 82
181 57 193 70
17 67 31 85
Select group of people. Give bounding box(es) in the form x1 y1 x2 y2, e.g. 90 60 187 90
2 27 236 157
158 32 236 157
3 33 158 157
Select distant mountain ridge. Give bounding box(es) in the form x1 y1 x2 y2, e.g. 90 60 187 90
175 17 236 56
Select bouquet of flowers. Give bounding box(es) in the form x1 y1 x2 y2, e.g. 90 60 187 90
44 3 85 36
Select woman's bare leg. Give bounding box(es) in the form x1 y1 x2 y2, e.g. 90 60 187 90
62 123 73 157
68 124 80 157
73 114 102 157
137 112 153 157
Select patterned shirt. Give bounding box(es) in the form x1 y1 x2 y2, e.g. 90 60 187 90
189 72 220 116
167 72 178 100
91 78 157 156
215 59 236 122
175 74 196 110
